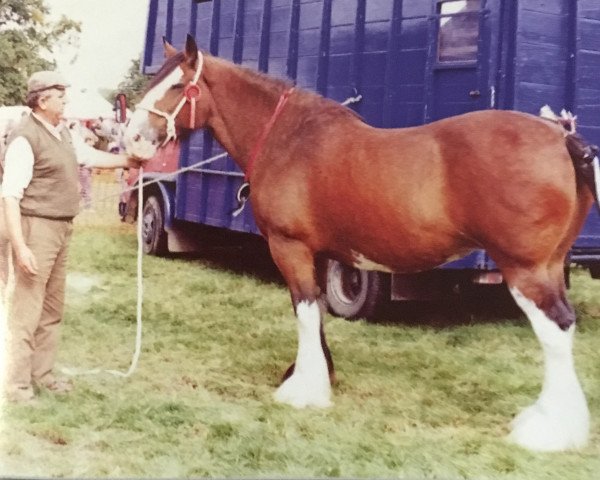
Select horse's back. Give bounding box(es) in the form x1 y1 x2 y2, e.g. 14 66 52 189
327 109 576 268
257 104 581 271
424 110 580 261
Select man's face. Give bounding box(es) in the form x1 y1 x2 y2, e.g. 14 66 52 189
39 88 67 125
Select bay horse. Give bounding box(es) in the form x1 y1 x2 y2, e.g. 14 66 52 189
124 35 599 452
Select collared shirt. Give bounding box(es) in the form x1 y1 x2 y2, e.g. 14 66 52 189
1 113 105 199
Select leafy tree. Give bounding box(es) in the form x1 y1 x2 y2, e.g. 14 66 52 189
0 0 80 105
110 58 148 109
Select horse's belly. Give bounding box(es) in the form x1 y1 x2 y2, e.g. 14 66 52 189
348 248 475 274
350 252 395 272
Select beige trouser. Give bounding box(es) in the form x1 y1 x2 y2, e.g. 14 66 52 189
5 215 73 393
0 197 10 291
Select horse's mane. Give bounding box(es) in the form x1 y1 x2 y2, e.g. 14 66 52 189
147 51 362 123
238 64 294 92
231 61 362 123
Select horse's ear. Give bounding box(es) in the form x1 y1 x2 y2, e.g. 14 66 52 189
185 34 199 68
163 37 178 59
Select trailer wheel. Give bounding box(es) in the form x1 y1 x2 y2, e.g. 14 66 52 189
142 195 168 256
588 264 600 279
325 259 387 320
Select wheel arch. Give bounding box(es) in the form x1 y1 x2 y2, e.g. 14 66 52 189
319 258 390 320
129 177 176 228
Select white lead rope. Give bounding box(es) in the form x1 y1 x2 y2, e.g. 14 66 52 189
61 154 227 379
61 168 144 378
104 166 144 378
74 168 145 378
593 156 600 203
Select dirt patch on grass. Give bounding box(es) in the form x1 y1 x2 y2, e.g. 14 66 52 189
66 272 103 295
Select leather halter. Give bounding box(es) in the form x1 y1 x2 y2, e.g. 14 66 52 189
231 87 295 217
244 87 295 182
137 52 204 146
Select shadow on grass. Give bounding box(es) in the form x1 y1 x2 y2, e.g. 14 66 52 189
166 232 524 330
169 231 284 287
372 292 524 330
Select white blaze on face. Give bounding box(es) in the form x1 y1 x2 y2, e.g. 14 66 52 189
125 66 184 150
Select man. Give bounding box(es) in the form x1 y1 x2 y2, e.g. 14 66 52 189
0 119 17 294
1 71 152 403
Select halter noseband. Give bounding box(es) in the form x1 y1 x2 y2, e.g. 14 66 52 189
138 51 204 146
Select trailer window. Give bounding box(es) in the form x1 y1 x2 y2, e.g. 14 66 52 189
437 0 480 63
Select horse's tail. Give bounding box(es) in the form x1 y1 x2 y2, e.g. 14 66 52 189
565 132 600 206
539 105 600 208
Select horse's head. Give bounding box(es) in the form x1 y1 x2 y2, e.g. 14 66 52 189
124 35 211 155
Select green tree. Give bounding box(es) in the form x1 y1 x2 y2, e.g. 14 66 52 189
110 58 147 109
0 0 80 105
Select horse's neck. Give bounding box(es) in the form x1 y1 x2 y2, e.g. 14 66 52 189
205 59 289 171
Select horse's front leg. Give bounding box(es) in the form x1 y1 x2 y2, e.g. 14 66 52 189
268 235 333 408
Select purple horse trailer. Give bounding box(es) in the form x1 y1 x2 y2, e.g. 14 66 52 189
126 0 600 319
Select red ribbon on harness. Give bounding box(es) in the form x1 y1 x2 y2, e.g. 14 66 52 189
184 83 202 130
245 87 295 182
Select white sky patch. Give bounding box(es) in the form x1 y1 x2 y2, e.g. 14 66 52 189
47 0 150 92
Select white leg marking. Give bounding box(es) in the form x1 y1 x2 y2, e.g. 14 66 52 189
509 288 589 451
274 301 332 408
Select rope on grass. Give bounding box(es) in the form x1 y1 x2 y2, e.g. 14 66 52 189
61 153 228 379
61 168 144 378
103 166 144 378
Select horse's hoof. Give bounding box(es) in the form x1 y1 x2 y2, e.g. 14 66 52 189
273 373 332 409
508 401 589 452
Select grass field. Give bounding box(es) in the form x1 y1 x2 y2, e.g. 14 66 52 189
1 194 599 478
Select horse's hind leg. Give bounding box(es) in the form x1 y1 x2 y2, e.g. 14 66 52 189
267 235 333 408
502 263 589 451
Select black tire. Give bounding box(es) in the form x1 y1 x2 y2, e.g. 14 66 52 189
118 201 127 221
564 253 571 288
588 264 600 279
564 264 571 289
142 195 168 256
325 259 388 320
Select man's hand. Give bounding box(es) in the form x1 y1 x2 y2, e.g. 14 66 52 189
126 156 150 169
15 244 38 276
125 135 157 165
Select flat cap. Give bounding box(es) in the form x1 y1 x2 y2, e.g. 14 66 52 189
27 71 70 95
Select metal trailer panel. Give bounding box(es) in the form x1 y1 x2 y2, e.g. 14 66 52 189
141 0 600 269
572 0 600 257
512 1 571 115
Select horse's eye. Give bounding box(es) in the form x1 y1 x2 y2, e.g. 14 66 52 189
171 83 184 90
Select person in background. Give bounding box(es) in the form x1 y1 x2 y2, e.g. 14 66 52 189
1 71 153 403
79 128 97 210
67 121 98 210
